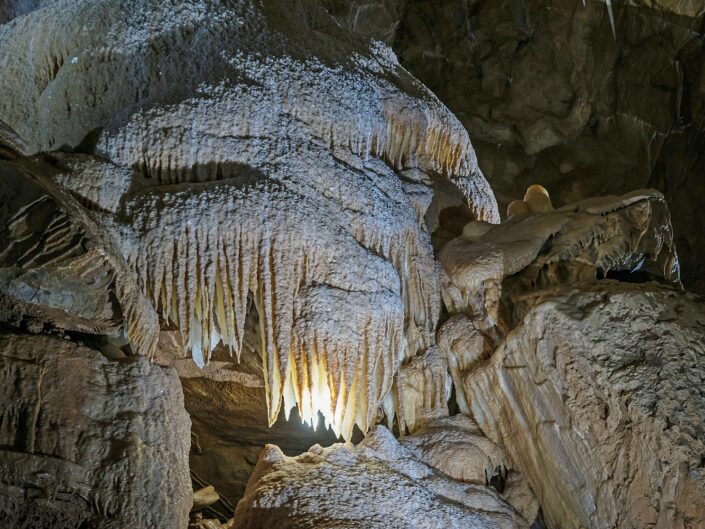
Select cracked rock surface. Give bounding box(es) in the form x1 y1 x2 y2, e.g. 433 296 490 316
392 0 705 294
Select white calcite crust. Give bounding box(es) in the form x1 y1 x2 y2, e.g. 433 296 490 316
234 425 530 529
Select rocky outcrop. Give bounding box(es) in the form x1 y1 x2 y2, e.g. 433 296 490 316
324 0 705 294
0 118 26 156
0 331 192 529
389 345 451 434
461 283 705 529
0 0 502 522
399 415 538 523
439 187 679 325
234 424 531 529
435 185 704 528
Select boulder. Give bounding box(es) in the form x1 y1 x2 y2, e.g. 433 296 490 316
0 331 192 529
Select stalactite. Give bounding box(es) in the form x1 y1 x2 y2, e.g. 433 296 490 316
8 7 501 437
122 179 420 441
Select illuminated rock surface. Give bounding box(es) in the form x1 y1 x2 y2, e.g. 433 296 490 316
1 1 705 528
0 0 500 442
234 425 531 529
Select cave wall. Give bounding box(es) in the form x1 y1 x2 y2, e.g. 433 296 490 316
1 2 704 528
394 0 705 292
463 282 705 529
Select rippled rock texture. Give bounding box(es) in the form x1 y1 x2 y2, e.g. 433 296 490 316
463 283 705 528
436 185 704 528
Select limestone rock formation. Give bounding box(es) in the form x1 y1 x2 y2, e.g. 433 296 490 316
389 345 451 434
436 186 704 528
192 486 220 511
234 425 531 529
439 188 679 331
0 1 46 24
0 331 192 529
0 0 501 441
462 283 705 529
0 119 27 156
320 0 404 43
399 415 539 523
182 339 342 504
2 1 705 528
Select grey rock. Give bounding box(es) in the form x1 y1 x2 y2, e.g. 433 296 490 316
0 331 192 529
